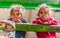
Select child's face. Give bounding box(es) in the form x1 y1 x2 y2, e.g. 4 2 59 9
11 10 22 22
39 9 49 20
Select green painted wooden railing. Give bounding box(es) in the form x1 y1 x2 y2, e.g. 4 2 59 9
16 24 60 32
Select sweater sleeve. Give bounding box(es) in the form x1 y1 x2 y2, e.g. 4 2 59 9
21 18 28 23
32 18 42 24
50 18 58 25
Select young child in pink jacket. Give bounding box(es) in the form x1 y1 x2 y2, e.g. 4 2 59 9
32 4 58 38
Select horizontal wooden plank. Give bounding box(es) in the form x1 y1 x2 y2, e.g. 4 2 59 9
16 24 60 32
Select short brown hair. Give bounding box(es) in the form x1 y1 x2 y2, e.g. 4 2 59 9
10 8 22 16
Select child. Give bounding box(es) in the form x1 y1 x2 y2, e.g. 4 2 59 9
32 4 58 38
8 6 27 38
0 20 15 38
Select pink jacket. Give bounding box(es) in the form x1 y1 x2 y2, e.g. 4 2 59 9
32 17 58 38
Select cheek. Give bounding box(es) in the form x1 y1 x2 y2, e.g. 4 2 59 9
11 15 15 19
39 15 42 17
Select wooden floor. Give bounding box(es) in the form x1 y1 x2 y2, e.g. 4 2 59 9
0 31 60 38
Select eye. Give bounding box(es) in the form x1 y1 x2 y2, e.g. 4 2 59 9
40 11 43 14
45 12 47 14
17 13 21 16
17 13 20 15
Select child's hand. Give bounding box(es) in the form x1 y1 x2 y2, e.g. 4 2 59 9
38 19 43 23
12 18 17 22
12 18 20 23
16 19 21 23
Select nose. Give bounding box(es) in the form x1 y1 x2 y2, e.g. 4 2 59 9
13 15 17 18
42 14 46 16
